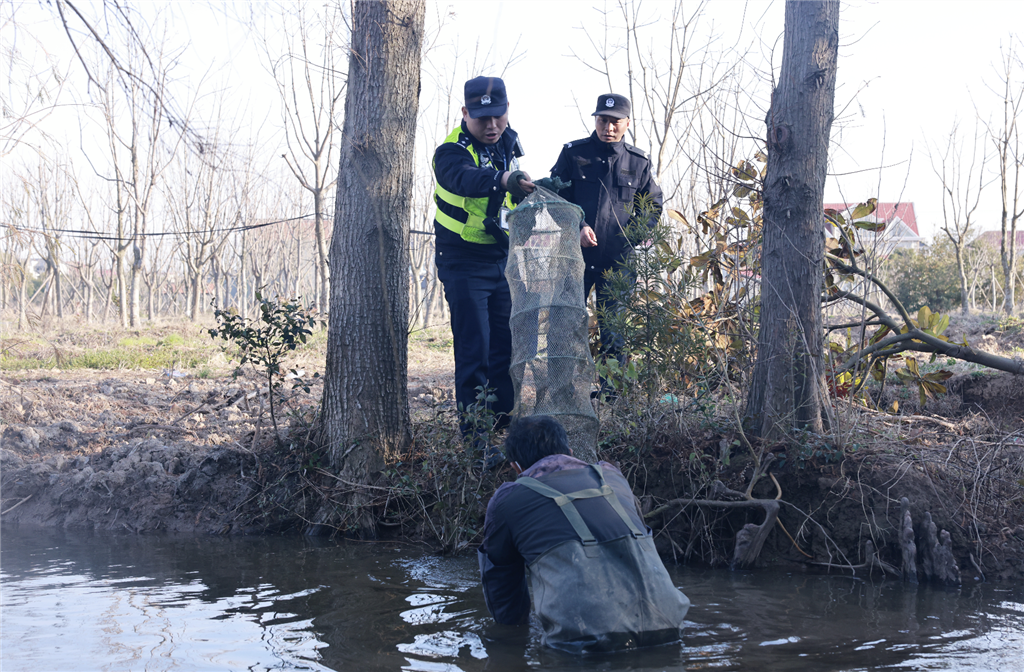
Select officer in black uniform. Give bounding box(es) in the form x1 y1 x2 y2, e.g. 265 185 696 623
549 94 663 371
433 76 534 455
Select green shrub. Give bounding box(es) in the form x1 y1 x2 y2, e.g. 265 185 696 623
209 291 322 443
597 191 757 403
883 241 961 314
158 333 186 347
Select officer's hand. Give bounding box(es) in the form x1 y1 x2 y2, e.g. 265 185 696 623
533 176 571 193
503 170 535 200
580 225 598 247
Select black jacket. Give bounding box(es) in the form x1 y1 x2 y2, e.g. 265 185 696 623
433 122 524 263
550 132 663 271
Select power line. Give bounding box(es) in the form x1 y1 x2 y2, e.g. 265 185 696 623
7 216 439 241
7 214 316 242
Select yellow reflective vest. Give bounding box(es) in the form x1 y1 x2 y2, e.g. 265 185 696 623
433 125 515 245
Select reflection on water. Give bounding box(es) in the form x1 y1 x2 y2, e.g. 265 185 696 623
1 525 1022 671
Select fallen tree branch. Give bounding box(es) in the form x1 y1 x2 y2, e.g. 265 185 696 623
2 495 33 515
645 496 778 518
858 405 961 431
315 468 399 492
777 518 813 558
826 259 1024 376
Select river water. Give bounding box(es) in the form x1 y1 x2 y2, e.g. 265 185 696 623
2 525 1022 672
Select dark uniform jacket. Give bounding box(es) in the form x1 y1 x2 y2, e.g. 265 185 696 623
549 132 663 272
433 122 524 264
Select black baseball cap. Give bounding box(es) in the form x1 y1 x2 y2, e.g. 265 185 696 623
465 76 509 118
592 93 631 119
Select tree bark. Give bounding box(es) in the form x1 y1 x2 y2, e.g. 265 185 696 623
954 245 970 314
746 0 838 440
318 0 424 535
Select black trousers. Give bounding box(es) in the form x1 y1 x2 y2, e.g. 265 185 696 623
583 266 630 363
437 255 514 434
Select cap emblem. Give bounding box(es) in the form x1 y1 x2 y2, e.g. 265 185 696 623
481 94 491 105
605 97 615 107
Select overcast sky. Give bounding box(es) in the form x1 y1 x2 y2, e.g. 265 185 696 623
6 0 1021 241
423 0 1020 240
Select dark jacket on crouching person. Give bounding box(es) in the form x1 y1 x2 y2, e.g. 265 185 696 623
478 416 690 653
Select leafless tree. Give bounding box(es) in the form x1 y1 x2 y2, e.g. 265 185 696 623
26 158 75 322
259 3 345 316
985 38 1024 315
88 43 188 327
930 119 991 314
65 163 107 323
1 178 34 330
568 1 750 201
0 3 71 158
166 107 239 321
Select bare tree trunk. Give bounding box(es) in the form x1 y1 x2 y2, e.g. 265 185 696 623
222 255 230 312
746 0 838 440
931 119 988 316
314 190 331 316
989 42 1024 315
318 0 424 534
18 262 29 330
240 230 248 320
84 272 95 323
46 257 63 320
955 246 970 314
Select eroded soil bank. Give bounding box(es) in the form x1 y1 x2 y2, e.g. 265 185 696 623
3 359 1023 585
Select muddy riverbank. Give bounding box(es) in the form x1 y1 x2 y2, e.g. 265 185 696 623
3 319 1024 584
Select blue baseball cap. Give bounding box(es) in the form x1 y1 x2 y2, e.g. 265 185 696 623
465 76 508 118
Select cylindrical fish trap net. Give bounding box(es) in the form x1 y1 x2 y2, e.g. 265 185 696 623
505 188 598 463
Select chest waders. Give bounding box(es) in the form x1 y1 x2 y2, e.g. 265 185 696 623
516 465 690 653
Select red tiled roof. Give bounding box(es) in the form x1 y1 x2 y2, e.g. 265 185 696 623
824 202 919 236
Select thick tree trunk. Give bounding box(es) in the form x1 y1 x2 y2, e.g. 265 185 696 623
746 0 839 440
317 0 424 535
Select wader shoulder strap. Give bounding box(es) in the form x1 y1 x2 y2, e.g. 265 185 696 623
516 476 598 544
591 464 646 539
516 465 645 545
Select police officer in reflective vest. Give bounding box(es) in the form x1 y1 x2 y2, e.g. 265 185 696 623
479 415 690 652
433 76 535 451
549 94 663 379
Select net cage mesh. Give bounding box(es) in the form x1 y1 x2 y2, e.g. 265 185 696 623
505 187 599 463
